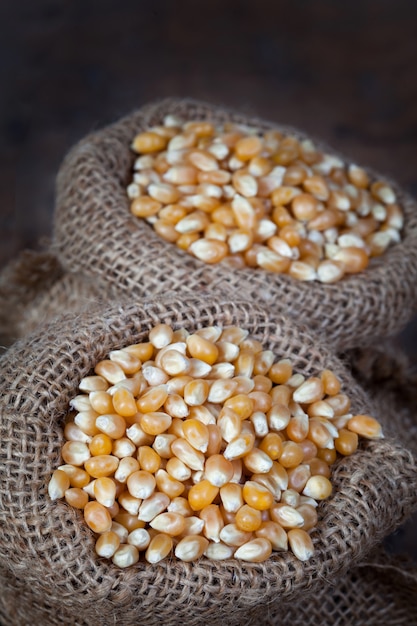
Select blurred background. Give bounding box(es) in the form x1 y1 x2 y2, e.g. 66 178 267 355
1 0 416 556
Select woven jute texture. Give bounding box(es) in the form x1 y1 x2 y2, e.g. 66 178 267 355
1 550 416 626
0 249 105 348
52 97 417 351
1 293 416 626
345 340 417 457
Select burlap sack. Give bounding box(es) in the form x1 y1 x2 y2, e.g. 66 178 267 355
0 248 104 348
345 340 417 457
1 293 416 626
2 549 416 626
52 97 417 351
247 548 417 625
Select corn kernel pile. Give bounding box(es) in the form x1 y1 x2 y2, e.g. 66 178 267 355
49 324 383 567
127 117 403 283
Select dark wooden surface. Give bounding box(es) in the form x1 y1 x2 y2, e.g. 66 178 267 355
1 0 416 562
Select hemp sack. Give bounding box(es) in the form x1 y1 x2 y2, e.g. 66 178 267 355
52 97 417 351
0 293 416 626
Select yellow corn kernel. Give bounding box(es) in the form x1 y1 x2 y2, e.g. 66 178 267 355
303 475 332 500
334 428 359 455
133 131 167 153
136 386 168 413
223 432 255 460
188 479 219 511
93 477 116 508
234 136 262 161
204 454 234 487
123 342 154 362
152 434 176 459
171 437 205 471
223 394 253 420
155 469 185 498
234 537 272 562
316 447 337 465
89 433 113 456
84 500 112 533
174 534 209 562
74 410 100 437
297 503 318 531
114 457 140 483
347 415 383 439
118 491 141 516
112 544 139 568
109 349 142 375
242 481 273 511
243 448 273 474
136 446 160 473
293 377 324 404
279 441 304 468
287 528 315 561
95 414 127 440
58 465 91 489
126 470 156 500
84 454 119 478
61 441 91 466
219 523 253 547
89 391 114 415
95 531 121 558
268 360 293 385
270 503 304 529
48 469 70 500
202 424 221 457
127 527 151 551
287 464 311 493
111 388 138 418
113 514 145 535
94 360 126 385
166 456 192 481
149 512 186 536
167 496 193 517
308 458 330 478
145 532 173 564
139 411 172 436
258 433 282 460
111 437 136 459
138 492 170 522
186 334 219 365
307 419 333 449
235 504 262 532
256 521 288 551
182 418 210 453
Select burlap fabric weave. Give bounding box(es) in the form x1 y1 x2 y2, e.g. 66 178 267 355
345 340 417 457
1 293 416 626
52 97 417 351
2 549 416 626
0 249 104 348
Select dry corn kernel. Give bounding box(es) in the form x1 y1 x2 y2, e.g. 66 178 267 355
51 322 383 568
84 501 112 533
188 480 219 511
58 465 91 489
287 528 314 561
61 441 91 466
137 446 161 473
89 433 113 456
83 455 119 478
347 414 384 439
48 469 70 500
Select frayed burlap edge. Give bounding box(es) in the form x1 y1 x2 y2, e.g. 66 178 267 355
52 97 417 352
0 293 416 626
